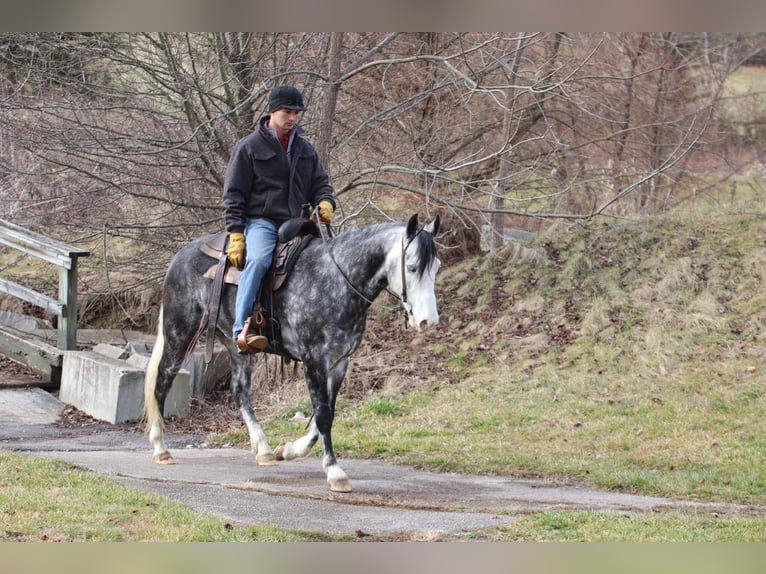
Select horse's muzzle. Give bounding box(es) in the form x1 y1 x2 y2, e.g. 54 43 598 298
413 314 439 332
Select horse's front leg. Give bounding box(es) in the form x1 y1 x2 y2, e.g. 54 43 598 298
305 359 352 492
316 400 351 492
273 422 350 493
230 352 276 465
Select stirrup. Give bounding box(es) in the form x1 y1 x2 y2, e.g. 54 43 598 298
236 332 268 353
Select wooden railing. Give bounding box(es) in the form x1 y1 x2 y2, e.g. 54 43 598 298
0 219 90 351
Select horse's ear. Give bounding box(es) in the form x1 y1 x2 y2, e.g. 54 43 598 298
424 215 440 236
406 213 419 239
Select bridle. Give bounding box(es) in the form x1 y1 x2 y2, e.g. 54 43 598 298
397 230 418 325
321 219 421 326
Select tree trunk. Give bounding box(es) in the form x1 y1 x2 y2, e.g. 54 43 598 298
490 34 528 250
316 32 343 166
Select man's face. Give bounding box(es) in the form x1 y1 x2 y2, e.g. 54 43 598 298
269 108 302 135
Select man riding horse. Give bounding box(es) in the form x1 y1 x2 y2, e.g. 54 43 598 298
223 85 336 353
146 84 441 492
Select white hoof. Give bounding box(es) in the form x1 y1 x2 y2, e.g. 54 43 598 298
329 477 352 493
275 442 299 461
152 452 176 465
256 451 278 466
327 465 352 492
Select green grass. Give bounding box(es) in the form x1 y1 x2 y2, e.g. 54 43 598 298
325 361 766 505
486 509 766 541
0 450 339 542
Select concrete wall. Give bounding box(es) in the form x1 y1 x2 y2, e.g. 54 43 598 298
60 350 192 424
58 342 231 424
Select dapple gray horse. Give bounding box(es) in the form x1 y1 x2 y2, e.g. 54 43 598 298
143 214 441 492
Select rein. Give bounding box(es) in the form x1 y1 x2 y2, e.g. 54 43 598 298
320 219 376 307
328 246 377 306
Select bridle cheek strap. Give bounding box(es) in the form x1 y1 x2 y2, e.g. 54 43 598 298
399 231 417 326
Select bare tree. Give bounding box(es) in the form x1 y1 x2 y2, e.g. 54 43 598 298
0 32 762 318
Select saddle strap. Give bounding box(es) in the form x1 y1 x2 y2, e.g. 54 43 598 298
205 237 230 363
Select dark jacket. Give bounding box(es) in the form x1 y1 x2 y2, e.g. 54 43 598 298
223 115 336 234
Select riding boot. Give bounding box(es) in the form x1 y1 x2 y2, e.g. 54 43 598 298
236 316 268 353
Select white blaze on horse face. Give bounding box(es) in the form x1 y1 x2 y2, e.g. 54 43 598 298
407 256 441 331
385 224 441 332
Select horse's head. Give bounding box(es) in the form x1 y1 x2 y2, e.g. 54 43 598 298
392 213 441 331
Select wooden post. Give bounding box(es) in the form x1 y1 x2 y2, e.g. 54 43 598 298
58 257 80 350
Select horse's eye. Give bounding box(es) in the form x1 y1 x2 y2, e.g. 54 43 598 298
406 264 417 273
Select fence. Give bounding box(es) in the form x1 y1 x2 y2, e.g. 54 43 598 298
0 219 90 377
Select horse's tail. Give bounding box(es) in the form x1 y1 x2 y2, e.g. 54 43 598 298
142 305 165 435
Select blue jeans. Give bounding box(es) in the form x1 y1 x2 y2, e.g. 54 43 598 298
233 218 278 338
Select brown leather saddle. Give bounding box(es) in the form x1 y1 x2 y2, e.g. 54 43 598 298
201 218 320 290
196 218 320 359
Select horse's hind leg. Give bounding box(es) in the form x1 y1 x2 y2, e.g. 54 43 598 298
144 307 178 464
274 419 319 461
226 344 277 465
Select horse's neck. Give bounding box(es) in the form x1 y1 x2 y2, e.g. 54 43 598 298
330 224 401 298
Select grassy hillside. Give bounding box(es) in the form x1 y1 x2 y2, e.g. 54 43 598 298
255 187 766 516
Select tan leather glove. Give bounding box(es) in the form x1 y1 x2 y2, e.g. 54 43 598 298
318 200 334 225
226 232 246 269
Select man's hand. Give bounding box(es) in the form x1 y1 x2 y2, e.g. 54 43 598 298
226 232 246 269
318 200 334 225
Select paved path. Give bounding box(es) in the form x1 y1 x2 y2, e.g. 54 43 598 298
0 387 748 538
